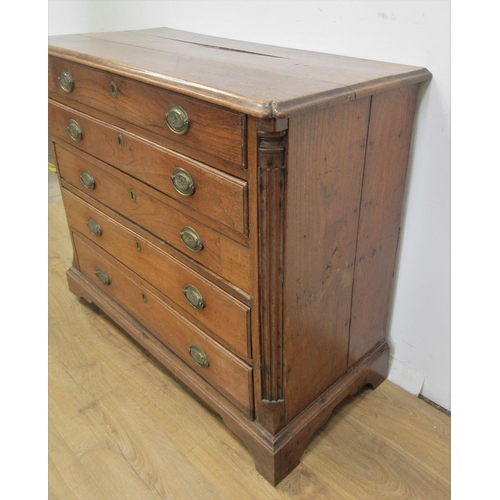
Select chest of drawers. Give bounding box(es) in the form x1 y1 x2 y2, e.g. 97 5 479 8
48 27 431 485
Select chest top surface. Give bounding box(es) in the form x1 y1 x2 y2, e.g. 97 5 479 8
48 27 431 118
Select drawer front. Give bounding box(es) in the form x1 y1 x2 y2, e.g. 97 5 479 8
63 188 251 359
49 57 245 167
54 143 251 292
73 232 253 415
48 100 248 235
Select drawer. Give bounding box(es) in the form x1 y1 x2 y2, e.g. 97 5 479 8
73 232 253 416
49 57 245 167
54 142 251 292
63 188 251 359
48 100 248 235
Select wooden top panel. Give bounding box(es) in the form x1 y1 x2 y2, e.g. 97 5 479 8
48 27 431 118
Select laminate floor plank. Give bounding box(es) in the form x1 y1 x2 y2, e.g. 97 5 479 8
49 197 451 499
56 290 221 457
340 382 451 486
49 420 107 500
48 302 226 500
303 398 450 499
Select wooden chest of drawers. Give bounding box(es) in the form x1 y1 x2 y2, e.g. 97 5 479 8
48 27 431 485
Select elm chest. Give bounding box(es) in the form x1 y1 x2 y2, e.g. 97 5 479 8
48 27 431 486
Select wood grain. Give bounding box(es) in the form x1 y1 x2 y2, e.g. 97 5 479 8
48 99 248 237
348 85 419 367
283 97 371 422
49 56 246 167
256 125 287 434
49 28 434 488
50 197 450 498
53 141 251 291
62 189 251 360
72 232 253 417
48 28 431 118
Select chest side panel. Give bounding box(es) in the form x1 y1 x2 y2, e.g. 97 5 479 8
348 85 419 367
283 97 371 422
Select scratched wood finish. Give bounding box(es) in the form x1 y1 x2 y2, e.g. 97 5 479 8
48 100 248 236
49 199 450 499
49 56 246 167
49 89 249 179
49 28 432 487
62 189 251 360
255 123 288 434
72 232 253 416
52 173 250 307
283 97 371 422
49 28 431 118
53 143 251 291
348 85 419 368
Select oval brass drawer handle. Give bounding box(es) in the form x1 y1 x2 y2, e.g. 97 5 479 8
171 167 194 196
67 119 83 142
80 169 95 190
188 344 209 368
87 217 101 237
183 284 205 310
164 104 190 135
58 69 73 93
95 268 110 286
110 80 118 98
180 226 203 252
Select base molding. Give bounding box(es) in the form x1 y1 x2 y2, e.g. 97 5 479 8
67 267 389 486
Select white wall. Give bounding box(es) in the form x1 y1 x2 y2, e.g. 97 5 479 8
48 1 451 410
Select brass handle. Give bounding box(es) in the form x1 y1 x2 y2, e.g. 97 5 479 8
171 167 195 196
67 119 83 142
95 268 110 286
180 226 203 252
86 218 101 237
58 70 73 92
188 345 209 368
164 104 190 135
110 80 118 97
80 169 95 190
183 284 205 310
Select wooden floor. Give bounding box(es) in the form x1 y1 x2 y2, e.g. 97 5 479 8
48 171 450 499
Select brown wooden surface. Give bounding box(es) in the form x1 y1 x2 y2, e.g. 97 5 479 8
48 99 248 235
62 189 251 360
53 142 252 291
62 181 250 307
255 125 287 434
48 28 433 488
72 232 253 416
283 97 371 422
246 116 264 421
49 88 249 179
50 194 450 499
49 56 246 166
48 28 431 118
348 85 419 368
